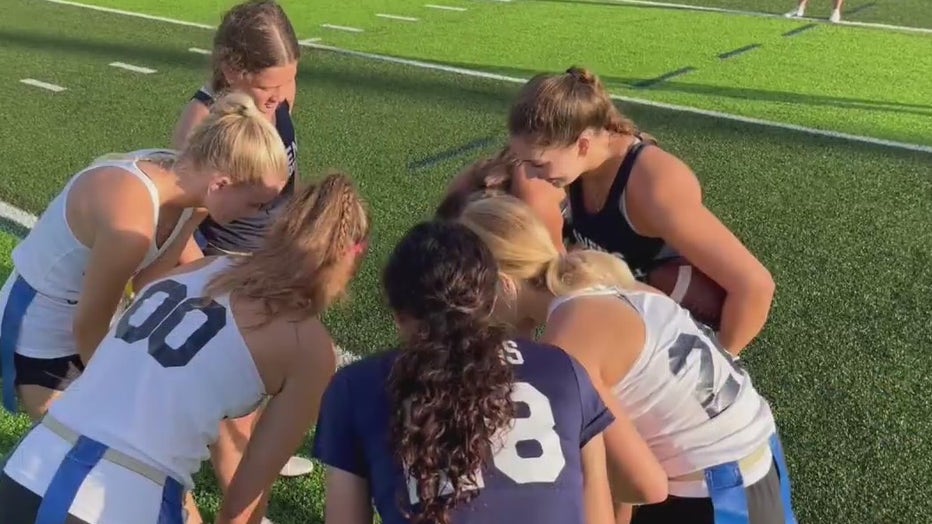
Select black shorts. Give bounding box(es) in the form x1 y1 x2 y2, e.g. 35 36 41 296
632 461 787 524
0 472 90 524
14 353 84 391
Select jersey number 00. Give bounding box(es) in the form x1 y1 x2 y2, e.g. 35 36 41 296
114 279 227 368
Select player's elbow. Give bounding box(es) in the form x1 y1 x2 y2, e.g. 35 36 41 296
728 265 775 311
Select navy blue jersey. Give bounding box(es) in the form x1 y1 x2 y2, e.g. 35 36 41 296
565 141 674 279
192 87 298 253
312 339 614 524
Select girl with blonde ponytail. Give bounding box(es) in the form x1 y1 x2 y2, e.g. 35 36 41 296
458 194 797 524
0 89 288 422
0 172 369 524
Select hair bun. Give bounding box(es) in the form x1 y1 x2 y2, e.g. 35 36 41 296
565 66 596 86
212 90 259 119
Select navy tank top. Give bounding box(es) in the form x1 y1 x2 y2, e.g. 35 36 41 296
565 141 674 279
191 87 298 253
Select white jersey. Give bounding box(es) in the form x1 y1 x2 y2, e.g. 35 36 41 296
6 150 194 359
40 257 266 489
548 287 776 489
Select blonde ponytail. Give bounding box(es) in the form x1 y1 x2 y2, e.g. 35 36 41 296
179 90 289 186
543 250 635 297
459 195 635 299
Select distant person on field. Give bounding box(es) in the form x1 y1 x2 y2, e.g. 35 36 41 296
786 0 844 23
0 174 369 524
170 0 317 492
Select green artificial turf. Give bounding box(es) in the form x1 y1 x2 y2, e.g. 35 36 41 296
1 1 930 523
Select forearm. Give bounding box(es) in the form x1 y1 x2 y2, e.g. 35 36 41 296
133 240 193 291
717 282 774 356
75 315 113 363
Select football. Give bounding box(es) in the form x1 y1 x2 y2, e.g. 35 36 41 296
646 257 726 330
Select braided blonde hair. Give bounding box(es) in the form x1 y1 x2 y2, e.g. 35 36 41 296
206 171 370 324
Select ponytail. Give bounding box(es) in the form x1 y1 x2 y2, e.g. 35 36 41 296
180 90 289 187
383 221 514 524
509 66 657 146
459 194 636 298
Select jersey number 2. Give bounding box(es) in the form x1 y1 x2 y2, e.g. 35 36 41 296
114 280 226 368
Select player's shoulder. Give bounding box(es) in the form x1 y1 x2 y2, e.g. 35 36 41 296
509 338 579 379
332 349 399 394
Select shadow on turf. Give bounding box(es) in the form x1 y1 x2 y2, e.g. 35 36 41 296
0 28 517 112
420 58 932 119
0 218 29 241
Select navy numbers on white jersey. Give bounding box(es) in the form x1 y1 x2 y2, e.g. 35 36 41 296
667 330 742 418
115 280 226 368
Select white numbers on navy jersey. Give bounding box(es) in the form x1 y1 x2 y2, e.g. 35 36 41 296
667 329 743 419
492 382 566 484
502 340 524 365
407 357 567 504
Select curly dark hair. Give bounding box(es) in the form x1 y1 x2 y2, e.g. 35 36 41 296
383 220 515 524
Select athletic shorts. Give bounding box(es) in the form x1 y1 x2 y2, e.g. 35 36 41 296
1 419 186 523
0 271 80 413
14 353 84 390
632 434 797 524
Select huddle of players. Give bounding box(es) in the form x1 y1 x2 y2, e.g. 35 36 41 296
0 1 795 524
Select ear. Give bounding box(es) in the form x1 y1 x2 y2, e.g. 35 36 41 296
576 131 592 158
208 174 232 193
497 272 519 305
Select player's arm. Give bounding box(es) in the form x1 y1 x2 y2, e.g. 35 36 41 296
73 170 155 363
580 434 616 524
629 149 775 355
171 99 211 149
131 209 206 291
311 359 374 524
545 300 668 504
216 320 337 524
324 467 374 524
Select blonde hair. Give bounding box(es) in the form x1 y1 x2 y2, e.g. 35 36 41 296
457 194 635 297
206 172 370 324
508 66 655 147
177 90 289 186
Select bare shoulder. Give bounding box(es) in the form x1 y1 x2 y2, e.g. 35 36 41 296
631 145 697 192
70 165 156 226
546 292 647 382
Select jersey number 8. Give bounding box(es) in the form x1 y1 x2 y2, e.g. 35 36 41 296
114 279 227 368
408 344 567 504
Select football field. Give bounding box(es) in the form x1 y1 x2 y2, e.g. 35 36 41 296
0 0 930 522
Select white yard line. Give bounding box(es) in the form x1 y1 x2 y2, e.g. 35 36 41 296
321 23 364 33
298 38 321 45
425 4 467 11
33 0 932 153
188 47 210 55
109 62 157 74
376 13 419 22
20 78 67 92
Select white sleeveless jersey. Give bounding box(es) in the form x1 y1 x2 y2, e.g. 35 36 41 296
548 287 775 479
47 257 266 489
8 150 194 358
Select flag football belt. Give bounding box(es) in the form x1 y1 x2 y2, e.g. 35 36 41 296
41 414 171 487
669 442 770 483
